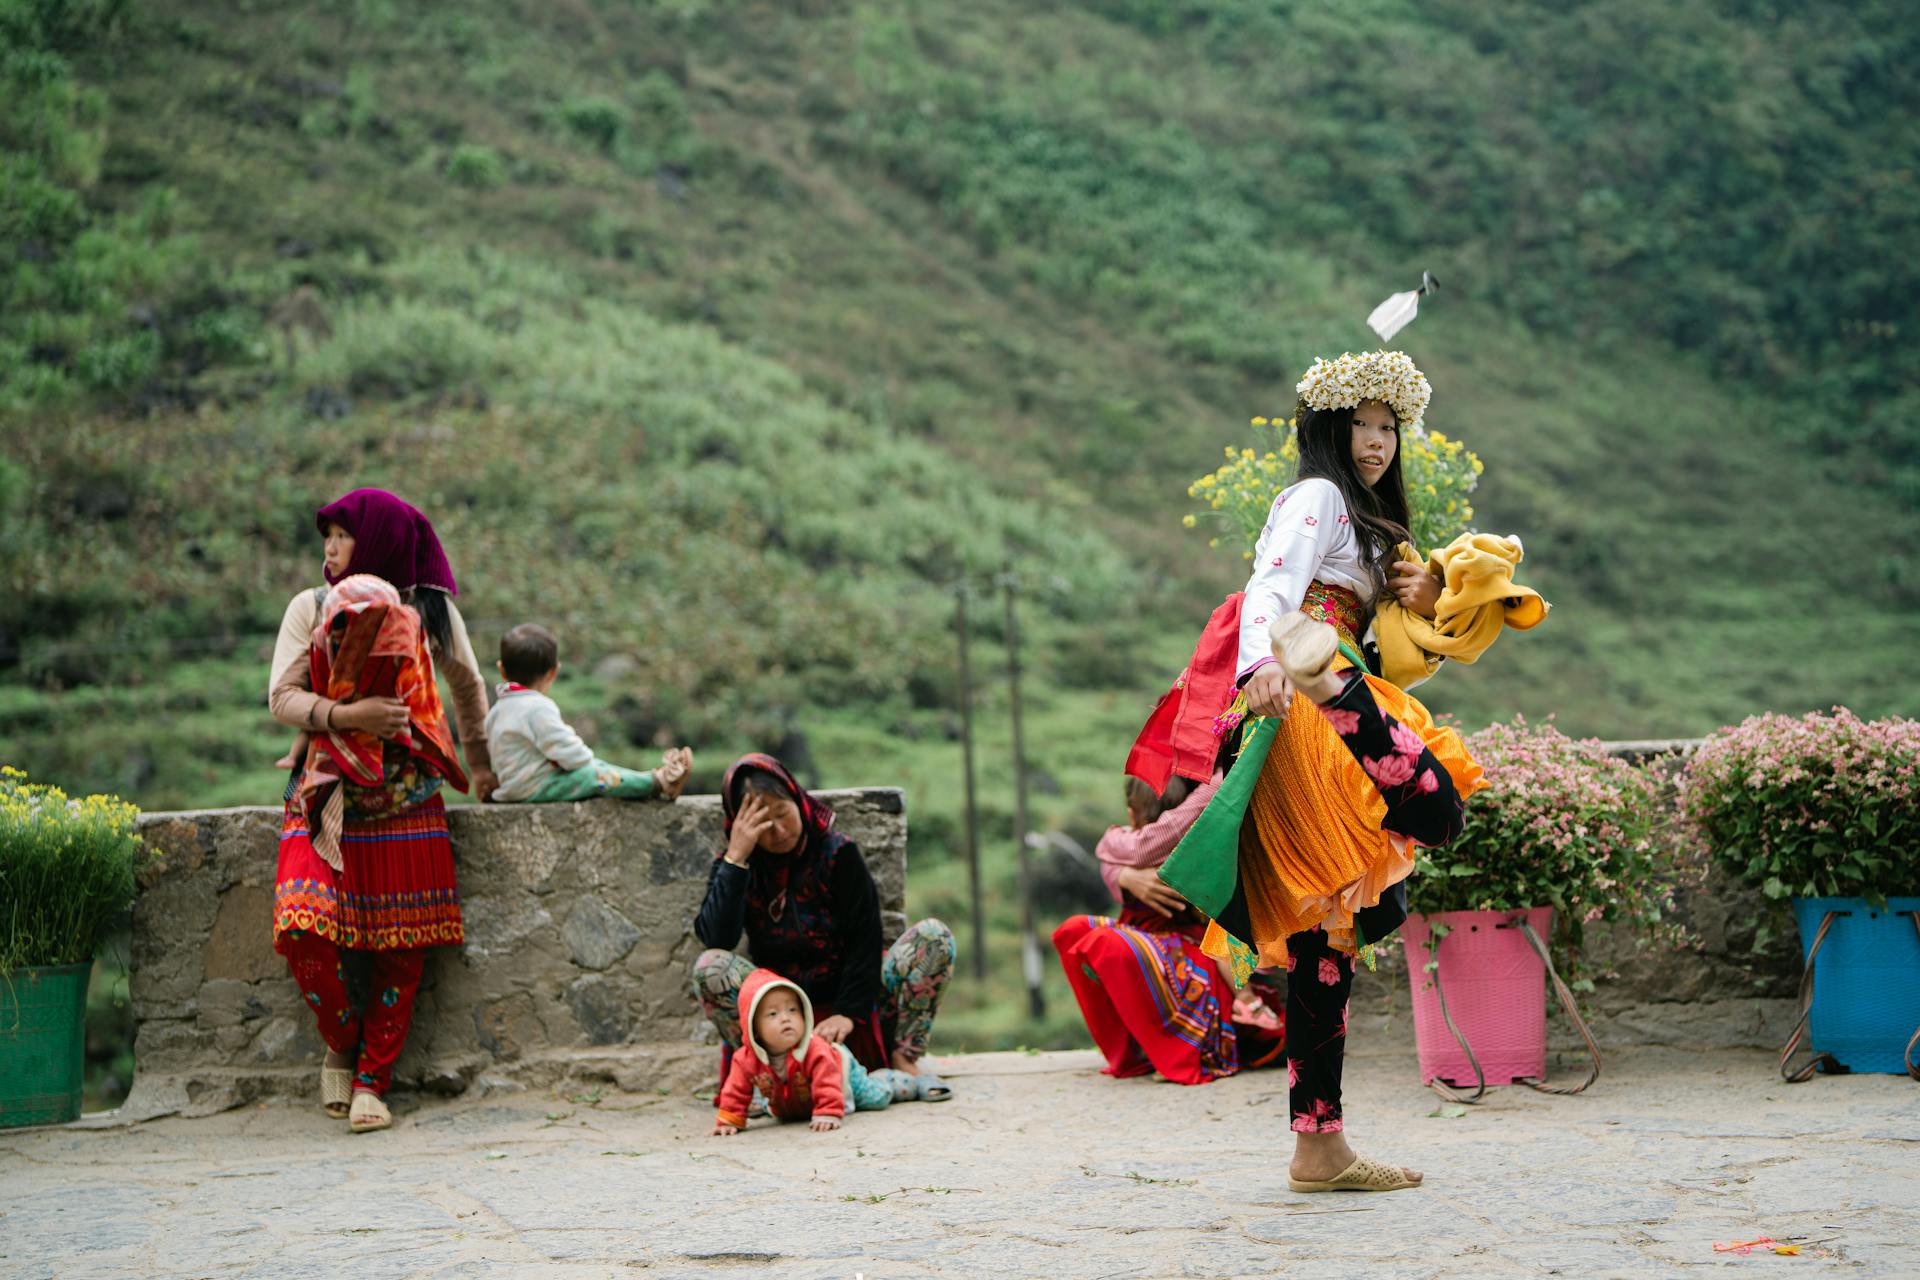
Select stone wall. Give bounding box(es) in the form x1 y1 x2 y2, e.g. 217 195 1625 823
125 791 906 1118
122 736 1810 1117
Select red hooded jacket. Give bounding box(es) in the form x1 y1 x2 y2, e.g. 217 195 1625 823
715 968 846 1129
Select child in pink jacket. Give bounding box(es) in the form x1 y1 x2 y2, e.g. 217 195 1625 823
712 968 900 1134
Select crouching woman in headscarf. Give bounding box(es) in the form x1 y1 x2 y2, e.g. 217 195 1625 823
691 755 957 1103
265 490 491 1132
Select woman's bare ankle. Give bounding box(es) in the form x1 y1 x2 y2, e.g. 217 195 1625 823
1289 1130 1356 1179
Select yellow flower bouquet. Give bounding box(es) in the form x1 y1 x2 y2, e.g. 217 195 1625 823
1186 417 1483 559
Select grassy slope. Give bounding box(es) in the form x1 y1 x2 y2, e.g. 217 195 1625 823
5 0 1916 1046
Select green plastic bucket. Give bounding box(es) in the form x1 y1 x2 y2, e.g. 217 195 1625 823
0 962 91 1128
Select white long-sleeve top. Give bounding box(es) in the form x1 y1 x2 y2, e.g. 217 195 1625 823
1236 477 1378 680
483 684 596 802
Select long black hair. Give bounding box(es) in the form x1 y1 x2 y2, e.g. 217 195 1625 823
404 586 455 659
1293 400 1413 587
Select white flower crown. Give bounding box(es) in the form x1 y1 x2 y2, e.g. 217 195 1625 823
1294 350 1432 430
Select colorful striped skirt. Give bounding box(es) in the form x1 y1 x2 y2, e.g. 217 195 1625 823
1054 914 1238 1085
273 794 463 953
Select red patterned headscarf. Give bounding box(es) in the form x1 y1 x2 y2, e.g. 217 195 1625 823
719 753 834 843
298 575 467 868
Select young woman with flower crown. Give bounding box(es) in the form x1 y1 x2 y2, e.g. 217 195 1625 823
1145 350 1490 1193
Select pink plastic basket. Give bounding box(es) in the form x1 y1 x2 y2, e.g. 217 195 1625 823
1402 907 1553 1087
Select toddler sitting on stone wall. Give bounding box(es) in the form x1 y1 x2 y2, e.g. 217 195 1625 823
483 623 691 804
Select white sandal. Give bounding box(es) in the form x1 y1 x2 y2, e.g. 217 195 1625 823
348 1091 391 1133
1268 613 1342 703
320 1061 353 1119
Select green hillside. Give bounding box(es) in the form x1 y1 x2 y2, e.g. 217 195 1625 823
4 0 1916 1045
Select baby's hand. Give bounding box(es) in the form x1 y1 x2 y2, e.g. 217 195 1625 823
809 1115 842 1133
712 1121 740 1137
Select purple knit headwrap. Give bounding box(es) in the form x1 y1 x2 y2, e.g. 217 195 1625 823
315 488 458 596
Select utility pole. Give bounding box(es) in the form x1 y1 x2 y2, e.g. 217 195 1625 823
1002 564 1044 1019
954 581 986 981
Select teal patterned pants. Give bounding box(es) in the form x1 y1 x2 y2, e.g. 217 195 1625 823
839 1043 897 1112
526 758 656 802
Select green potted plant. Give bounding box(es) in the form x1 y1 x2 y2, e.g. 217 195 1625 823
1404 718 1676 1097
1 767 142 1127
1678 709 1920 1080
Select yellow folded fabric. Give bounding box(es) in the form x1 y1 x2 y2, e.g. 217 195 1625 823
1374 533 1548 690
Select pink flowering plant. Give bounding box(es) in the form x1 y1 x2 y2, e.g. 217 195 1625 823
1677 708 1920 906
1409 718 1676 951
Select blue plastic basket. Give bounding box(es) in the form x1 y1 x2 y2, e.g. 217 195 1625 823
1793 896 1920 1076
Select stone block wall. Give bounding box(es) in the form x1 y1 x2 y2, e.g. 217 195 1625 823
126 790 906 1118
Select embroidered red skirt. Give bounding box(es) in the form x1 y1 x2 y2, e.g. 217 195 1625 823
273 794 463 953
1054 913 1239 1085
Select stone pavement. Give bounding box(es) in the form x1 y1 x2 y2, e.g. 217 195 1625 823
3 1047 1915 1279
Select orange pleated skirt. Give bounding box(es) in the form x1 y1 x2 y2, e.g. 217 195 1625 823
1205 668 1485 960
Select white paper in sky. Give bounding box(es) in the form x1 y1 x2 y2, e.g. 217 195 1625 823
1367 289 1421 342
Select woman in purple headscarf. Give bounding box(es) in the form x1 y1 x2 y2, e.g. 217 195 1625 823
264 488 496 1131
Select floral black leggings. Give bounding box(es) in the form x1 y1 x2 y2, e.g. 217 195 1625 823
1288 670 1466 1134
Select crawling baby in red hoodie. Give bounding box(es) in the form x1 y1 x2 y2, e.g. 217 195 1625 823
713 968 903 1135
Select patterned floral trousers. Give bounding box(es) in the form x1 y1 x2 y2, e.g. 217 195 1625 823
691 918 956 1063
280 929 425 1096
1288 669 1468 1134
1285 928 1353 1132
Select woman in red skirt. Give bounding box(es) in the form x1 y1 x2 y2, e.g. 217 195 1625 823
1053 772 1285 1084
267 492 488 1132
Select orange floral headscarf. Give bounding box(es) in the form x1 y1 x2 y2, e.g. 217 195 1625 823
298 575 466 868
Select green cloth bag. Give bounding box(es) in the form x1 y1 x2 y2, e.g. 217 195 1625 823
1156 640 1368 921
1156 715 1276 918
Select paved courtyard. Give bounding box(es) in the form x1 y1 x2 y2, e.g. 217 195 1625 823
2 1046 1915 1279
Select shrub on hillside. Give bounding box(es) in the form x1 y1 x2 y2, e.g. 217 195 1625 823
445 143 508 189
2 1 218 412
297 297 502 398
559 95 626 153
625 71 696 170
71 328 157 391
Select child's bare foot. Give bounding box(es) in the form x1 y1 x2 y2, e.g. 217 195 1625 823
656 748 692 799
